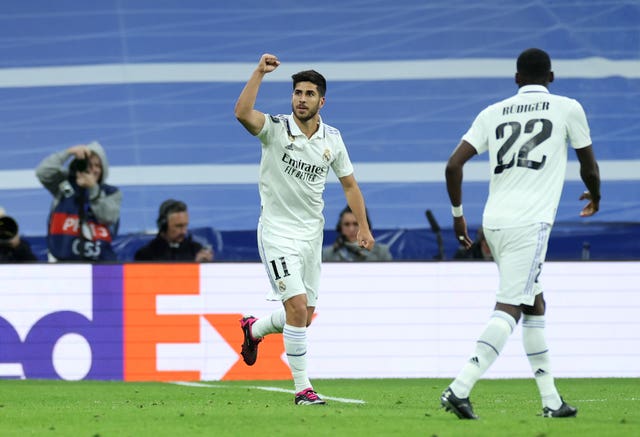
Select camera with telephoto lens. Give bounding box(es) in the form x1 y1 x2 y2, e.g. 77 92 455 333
0 215 18 245
70 157 89 173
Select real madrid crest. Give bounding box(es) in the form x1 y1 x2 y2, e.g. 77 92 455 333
278 280 287 293
322 149 331 163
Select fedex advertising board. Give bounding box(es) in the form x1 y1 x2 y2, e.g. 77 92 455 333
0 262 638 381
0 264 122 380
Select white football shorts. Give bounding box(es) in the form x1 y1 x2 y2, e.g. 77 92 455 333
484 222 551 306
257 220 322 306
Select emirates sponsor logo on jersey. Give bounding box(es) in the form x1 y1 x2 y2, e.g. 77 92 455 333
281 152 327 182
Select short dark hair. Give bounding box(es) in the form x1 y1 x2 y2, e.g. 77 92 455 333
292 70 326 97
517 48 551 81
157 199 187 231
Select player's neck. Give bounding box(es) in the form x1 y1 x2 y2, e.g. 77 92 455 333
293 116 320 139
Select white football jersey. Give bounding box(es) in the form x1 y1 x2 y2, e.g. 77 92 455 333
257 113 354 240
463 85 592 228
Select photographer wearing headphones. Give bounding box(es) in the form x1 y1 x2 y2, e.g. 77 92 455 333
35 142 121 262
0 207 37 262
322 206 392 262
134 199 214 262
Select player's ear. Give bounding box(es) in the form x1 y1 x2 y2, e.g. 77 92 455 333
548 71 554 84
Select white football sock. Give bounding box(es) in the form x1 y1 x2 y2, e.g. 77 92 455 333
450 310 516 398
283 324 311 393
523 314 562 410
251 308 286 339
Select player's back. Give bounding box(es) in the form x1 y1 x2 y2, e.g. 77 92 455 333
468 85 591 228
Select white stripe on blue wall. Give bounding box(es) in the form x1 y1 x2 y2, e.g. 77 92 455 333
0 58 638 88
1 160 636 189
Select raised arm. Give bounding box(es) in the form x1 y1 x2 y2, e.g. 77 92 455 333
234 53 281 136
35 145 89 196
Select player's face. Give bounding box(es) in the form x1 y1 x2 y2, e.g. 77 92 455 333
165 211 189 243
340 212 359 243
291 82 325 122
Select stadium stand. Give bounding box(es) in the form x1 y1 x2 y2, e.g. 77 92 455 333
0 1 638 260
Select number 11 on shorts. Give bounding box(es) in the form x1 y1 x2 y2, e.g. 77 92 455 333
270 257 290 280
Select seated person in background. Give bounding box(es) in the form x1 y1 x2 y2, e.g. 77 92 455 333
35 142 121 262
134 199 214 262
0 207 37 262
453 226 493 260
323 206 392 262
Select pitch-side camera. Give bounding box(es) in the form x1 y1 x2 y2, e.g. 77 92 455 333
0 215 18 244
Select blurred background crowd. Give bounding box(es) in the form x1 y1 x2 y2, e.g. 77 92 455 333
0 0 638 262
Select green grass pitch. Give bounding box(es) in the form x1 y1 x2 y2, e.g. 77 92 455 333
1 378 637 436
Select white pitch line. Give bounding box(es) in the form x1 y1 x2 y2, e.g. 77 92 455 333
577 398 639 402
170 381 366 404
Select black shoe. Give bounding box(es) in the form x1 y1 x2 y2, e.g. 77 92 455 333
542 398 577 418
239 316 262 366
440 387 478 419
294 388 326 405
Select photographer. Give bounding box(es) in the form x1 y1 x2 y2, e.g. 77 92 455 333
35 142 121 262
0 207 37 262
322 206 392 262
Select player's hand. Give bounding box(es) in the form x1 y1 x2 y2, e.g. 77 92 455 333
257 54 280 74
357 229 375 251
579 191 599 217
453 216 472 250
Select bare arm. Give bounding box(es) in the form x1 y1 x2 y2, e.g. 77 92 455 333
575 145 601 217
234 53 281 136
339 174 375 250
445 140 478 249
